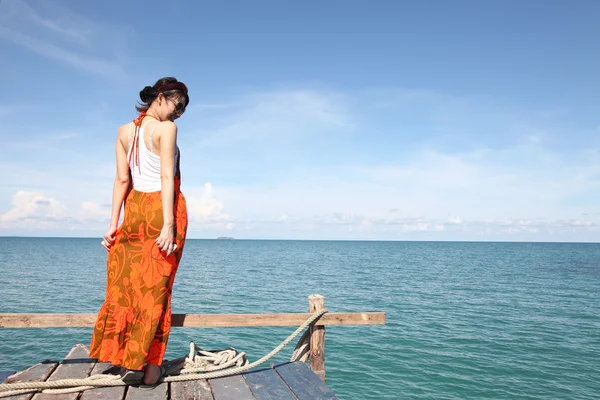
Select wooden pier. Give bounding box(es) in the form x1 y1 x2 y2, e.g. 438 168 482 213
0 295 386 399
1 344 340 399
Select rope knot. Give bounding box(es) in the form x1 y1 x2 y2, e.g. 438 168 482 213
182 342 248 374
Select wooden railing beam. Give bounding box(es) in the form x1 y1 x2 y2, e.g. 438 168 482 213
0 312 385 329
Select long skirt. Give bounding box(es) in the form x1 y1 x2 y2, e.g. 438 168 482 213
89 182 187 370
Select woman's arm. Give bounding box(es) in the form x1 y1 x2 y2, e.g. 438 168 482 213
156 121 177 256
102 125 131 250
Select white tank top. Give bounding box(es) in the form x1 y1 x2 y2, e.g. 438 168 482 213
127 121 180 193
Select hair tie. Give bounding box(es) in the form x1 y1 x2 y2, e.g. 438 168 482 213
140 86 156 102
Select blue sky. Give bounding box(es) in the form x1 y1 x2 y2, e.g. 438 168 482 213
0 0 599 241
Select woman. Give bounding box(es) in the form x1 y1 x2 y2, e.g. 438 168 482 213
90 77 189 386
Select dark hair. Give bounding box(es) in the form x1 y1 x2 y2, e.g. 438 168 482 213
136 77 189 112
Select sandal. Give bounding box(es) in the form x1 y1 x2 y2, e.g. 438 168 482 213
120 369 144 384
102 365 124 375
138 365 167 390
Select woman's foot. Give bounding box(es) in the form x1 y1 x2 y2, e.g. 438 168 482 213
102 364 123 375
142 363 164 386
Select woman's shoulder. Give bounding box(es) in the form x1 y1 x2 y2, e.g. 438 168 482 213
117 122 133 134
117 122 132 146
156 120 177 130
154 120 178 136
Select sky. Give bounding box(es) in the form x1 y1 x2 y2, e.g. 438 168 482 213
0 0 599 242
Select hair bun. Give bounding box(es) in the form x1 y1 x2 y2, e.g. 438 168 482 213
139 86 156 102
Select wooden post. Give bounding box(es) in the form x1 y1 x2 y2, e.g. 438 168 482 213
308 294 326 381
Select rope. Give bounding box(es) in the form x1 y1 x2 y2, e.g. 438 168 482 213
28 373 125 395
290 327 311 362
0 309 327 397
180 344 248 374
0 372 140 397
163 308 326 383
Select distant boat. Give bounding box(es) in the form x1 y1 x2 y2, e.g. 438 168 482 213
216 236 234 240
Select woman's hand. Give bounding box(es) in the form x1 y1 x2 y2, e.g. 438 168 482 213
101 225 117 251
156 223 176 257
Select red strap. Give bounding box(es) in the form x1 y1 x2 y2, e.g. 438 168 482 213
128 112 147 168
133 112 147 127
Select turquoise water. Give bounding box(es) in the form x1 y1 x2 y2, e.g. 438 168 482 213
0 238 599 399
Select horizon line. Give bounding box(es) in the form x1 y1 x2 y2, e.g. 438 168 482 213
0 235 598 245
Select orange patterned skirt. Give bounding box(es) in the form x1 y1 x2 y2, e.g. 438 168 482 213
89 182 187 370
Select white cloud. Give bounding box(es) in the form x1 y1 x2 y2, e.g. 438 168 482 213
197 137 600 240
0 190 66 224
79 201 110 221
185 89 352 149
0 191 111 234
185 183 230 223
403 222 445 232
447 216 463 225
0 0 129 76
1 85 599 241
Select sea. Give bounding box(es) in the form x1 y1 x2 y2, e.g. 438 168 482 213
0 238 598 399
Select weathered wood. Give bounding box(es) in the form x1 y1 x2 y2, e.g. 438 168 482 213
169 379 213 400
0 371 16 384
242 367 298 400
33 344 96 400
160 357 213 400
0 314 98 328
125 383 168 400
308 295 325 380
3 361 58 400
0 312 385 328
210 375 255 400
274 362 339 400
79 362 126 400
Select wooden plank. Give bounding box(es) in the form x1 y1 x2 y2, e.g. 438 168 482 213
274 362 339 400
0 314 98 328
3 361 58 400
32 344 96 400
125 383 168 400
0 371 16 383
163 358 214 399
210 375 255 400
243 368 297 400
79 362 126 400
169 379 213 400
0 312 385 328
